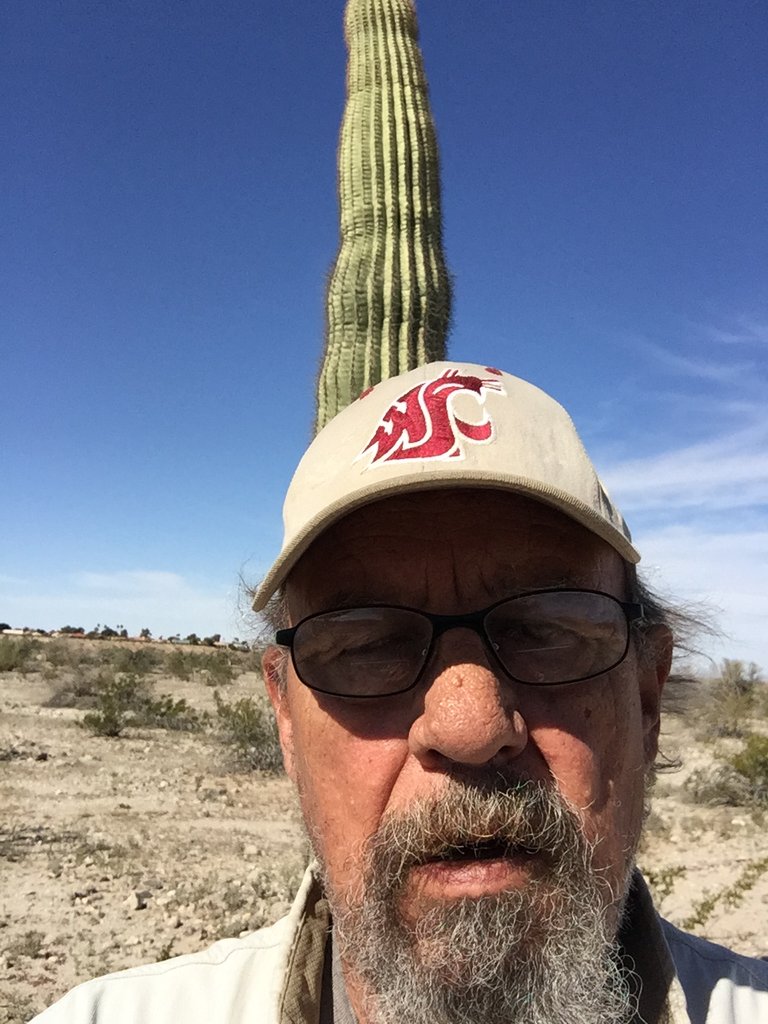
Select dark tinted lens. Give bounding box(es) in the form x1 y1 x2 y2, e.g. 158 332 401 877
485 591 629 684
291 607 432 697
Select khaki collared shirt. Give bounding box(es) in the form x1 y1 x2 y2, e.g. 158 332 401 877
33 867 768 1024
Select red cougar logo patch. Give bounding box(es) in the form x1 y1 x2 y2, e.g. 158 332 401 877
358 368 506 466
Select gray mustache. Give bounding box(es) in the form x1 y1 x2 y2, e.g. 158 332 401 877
367 779 584 876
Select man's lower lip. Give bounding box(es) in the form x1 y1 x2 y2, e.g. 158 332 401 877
409 853 536 897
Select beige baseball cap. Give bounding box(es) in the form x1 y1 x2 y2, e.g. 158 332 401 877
252 362 637 611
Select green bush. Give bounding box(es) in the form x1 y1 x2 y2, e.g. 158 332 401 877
0 636 40 674
697 678 755 740
683 765 752 806
719 658 763 695
44 640 77 669
730 734 768 805
679 855 768 931
45 668 109 709
644 865 686 908
213 691 283 773
164 648 205 681
203 652 236 687
82 672 206 737
132 693 208 732
685 733 768 808
110 646 162 676
82 673 148 737
164 648 239 686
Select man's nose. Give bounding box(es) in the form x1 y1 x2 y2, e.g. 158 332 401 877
407 630 529 768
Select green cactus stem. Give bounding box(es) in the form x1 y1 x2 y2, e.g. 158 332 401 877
314 0 452 433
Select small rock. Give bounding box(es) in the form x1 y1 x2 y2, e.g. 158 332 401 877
123 890 152 911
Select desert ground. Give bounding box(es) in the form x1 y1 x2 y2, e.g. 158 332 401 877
1 639 766 1023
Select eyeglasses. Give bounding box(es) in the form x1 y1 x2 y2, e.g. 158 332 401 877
274 589 644 698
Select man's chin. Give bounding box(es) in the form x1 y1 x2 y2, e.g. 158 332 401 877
393 890 539 986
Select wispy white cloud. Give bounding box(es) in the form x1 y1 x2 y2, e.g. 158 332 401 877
635 339 758 387
604 415 768 513
604 314 767 667
702 318 768 348
636 525 768 669
621 314 767 403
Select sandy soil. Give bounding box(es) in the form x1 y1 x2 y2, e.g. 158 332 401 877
1 664 766 1023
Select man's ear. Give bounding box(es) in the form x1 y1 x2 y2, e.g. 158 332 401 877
262 646 296 781
639 625 673 765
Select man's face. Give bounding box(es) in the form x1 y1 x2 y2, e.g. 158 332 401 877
264 490 668 1018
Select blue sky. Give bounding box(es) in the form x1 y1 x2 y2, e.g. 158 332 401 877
2 1 766 667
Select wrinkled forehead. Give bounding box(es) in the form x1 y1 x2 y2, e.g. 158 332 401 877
285 488 628 616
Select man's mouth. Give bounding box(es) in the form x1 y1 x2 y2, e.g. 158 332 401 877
428 839 538 863
406 841 541 902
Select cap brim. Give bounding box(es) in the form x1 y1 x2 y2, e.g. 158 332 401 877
252 471 639 611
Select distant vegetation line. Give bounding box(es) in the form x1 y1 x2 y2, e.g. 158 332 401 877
0 623 252 651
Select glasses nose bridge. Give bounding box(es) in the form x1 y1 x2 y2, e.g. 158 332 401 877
428 608 491 647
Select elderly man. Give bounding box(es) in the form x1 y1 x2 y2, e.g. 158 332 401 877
35 364 767 1024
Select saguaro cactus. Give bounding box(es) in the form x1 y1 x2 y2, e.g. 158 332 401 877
314 0 452 433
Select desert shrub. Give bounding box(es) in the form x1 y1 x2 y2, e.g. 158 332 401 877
82 673 148 736
202 652 236 687
164 648 206 681
684 764 753 806
644 865 686 908
133 693 208 732
0 636 40 673
213 690 283 773
679 854 768 931
164 648 238 686
696 659 768 741
82 672 207 736
696 672 757 741
44 639 77 668
729 733 768 805
720 658 763 695
42 639 99 675
109 645 162 676
685 733 768 807
45 668 112 709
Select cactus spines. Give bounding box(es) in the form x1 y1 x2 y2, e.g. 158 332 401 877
314 0 452 433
